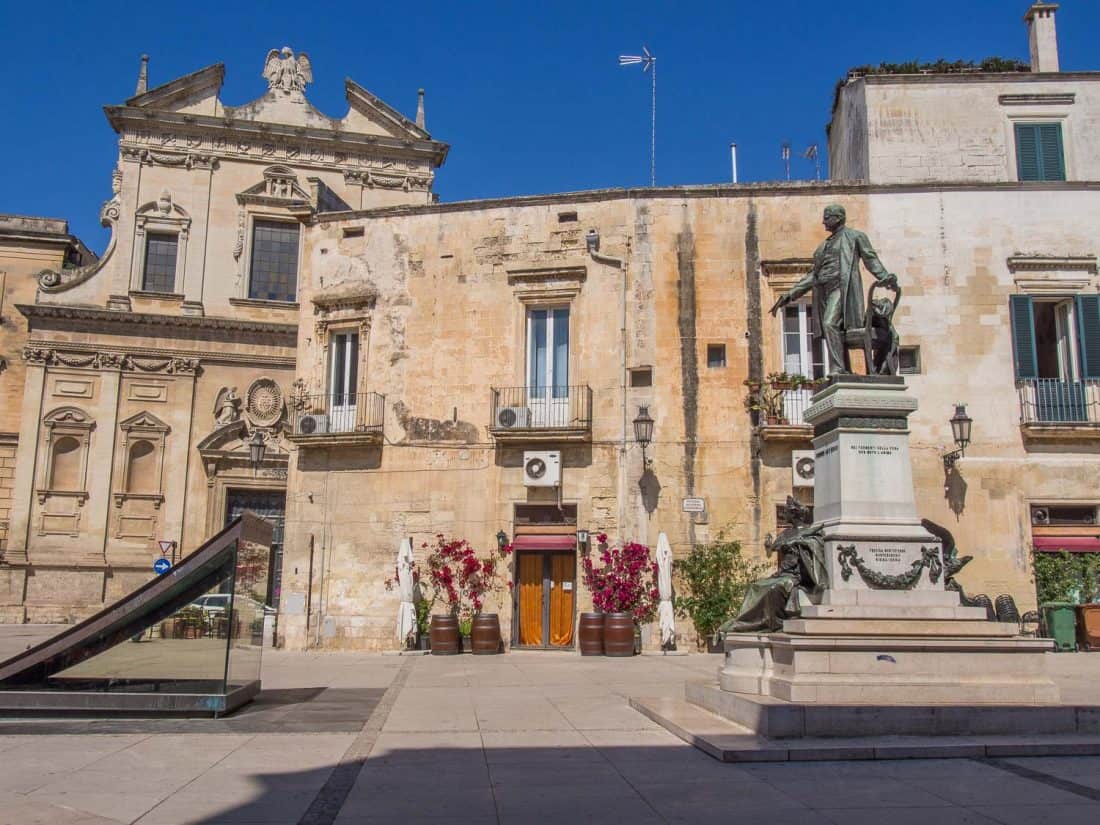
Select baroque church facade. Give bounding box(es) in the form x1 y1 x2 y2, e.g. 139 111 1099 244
3 5 1100 650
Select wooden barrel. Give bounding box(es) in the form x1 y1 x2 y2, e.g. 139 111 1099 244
429 614 461 655
470 613 502 654
578 612 604 656
603 612 635 657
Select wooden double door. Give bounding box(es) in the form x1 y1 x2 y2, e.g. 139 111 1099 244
515 551 575 648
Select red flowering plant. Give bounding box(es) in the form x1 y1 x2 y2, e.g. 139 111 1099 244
421 534 513 629
580 535 659 624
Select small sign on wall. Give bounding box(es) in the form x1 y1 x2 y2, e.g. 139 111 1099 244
682 497 706 513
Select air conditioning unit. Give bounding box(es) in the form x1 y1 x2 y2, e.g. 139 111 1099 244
792 450 815 488
523 450 561 487
495 406 531 429
298 413 329 435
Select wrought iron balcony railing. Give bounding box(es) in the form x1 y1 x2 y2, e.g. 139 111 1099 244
288 392 385 441
490 385 593 438
779 388 814 427
1017 379 1100 425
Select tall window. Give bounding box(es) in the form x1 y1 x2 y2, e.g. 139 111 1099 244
1015 123 1066 182
142 233 178 293
782 303 825 380
249 220 300 302
527 308 569 397
329 331 359 432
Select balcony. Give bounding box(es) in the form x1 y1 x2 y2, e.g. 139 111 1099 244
489 385 593 443
1018 379 1100 442
747 380 815 442
286 392 385 447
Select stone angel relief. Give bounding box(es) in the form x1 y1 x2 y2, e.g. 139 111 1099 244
263 47 313 94
213 387 241 426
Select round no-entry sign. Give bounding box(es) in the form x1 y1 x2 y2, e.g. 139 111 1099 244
153 558 172 575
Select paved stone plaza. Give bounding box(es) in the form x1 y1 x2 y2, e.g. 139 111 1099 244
0 626 1097 825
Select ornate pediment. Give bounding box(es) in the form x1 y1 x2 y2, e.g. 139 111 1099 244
345 79 431 141
236 166 313 208
119 411 170 434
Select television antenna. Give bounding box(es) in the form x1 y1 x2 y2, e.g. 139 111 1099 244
781 141 792 181
618 46 656 187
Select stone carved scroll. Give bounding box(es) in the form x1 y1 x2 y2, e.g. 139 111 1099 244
836 545 943 590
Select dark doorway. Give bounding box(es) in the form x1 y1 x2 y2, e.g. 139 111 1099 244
225 489 286 609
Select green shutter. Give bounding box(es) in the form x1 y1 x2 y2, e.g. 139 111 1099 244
1076 294 1100 380
1016 124 1040 181
1010 295 1038 379
1038 123 1066 181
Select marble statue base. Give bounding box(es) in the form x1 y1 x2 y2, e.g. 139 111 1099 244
717 377 1060 726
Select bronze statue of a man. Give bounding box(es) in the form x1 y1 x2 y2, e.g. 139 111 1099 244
770 204 898 375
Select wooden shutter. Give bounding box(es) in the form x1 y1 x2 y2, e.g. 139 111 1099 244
1010 295 1038 379
1016 124 1040 181
1076 294 1100 380
1038 124 1066 181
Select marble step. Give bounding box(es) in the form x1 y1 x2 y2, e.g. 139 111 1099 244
630 693 1100 763
781 618 1021 637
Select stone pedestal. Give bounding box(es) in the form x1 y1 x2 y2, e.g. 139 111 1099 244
719 377 1059 723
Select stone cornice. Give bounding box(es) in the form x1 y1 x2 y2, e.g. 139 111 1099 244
317 180 1100 223
999 93 1076 106
1007 255 1097 273
105 106 449 169
17 304 298 342
860 71 1100 87
24 340 295 369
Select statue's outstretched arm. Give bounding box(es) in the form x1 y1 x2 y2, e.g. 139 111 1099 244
856 232 896 285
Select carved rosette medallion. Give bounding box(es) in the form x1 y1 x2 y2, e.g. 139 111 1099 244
245 377 285 428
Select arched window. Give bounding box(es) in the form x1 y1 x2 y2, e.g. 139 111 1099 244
38 407 94 506
126 440 157 493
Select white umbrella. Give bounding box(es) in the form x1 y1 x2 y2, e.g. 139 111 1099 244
396 537 416 647
656 532 675 647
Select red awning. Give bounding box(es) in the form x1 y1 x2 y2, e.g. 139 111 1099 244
513 535 577 550
1034 536 1100 553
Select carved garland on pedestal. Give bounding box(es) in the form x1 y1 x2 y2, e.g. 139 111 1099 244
836 544 943 590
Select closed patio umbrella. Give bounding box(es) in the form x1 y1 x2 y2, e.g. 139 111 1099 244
396 537 416 647
657 532 675 648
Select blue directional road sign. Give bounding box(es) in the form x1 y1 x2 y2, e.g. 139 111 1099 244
153 558 172 575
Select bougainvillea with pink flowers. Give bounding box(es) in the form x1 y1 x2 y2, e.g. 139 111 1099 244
580 535 659 623
420 534 512 620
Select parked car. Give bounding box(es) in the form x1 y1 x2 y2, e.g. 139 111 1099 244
190 594 232 615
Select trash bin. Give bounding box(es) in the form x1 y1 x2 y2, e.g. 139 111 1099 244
1077 604 1100 651
1040 602 1078 652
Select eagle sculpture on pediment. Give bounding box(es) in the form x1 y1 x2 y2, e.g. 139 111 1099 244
263 47 312 94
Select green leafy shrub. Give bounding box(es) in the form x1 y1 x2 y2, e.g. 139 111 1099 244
673 534 768 649
1033 551 1100 605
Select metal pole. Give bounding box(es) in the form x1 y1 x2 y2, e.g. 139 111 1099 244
650 59 656 187
730 143 738 183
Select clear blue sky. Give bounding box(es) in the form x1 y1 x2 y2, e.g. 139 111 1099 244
5 0 1098 252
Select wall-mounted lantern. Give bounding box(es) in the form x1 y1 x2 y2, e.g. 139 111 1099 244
942 403 972 470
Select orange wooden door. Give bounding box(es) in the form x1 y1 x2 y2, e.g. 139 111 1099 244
518 553 543 646
549 553 575 646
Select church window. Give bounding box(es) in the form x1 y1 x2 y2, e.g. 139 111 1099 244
142 233 178 293
249 220 300 302
1015 123 1065 182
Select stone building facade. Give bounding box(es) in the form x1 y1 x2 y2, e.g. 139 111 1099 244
3 5 1099 648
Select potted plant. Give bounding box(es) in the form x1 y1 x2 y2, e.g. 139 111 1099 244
581 535 658 656
674 531 769 651
743 379 786 425
421 534 513 654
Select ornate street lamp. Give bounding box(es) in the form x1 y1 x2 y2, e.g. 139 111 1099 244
943 403 972 470
633 405 654 468
249 430 267 468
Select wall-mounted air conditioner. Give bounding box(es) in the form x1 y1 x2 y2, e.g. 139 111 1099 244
524 450 561 487
496 406 531 429
298 413 329 435
792 450 815 488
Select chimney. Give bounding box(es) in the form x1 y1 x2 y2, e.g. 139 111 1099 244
1025 3 1060 73
415 88 425 130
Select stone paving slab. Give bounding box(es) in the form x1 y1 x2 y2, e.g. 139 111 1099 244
0 649 1098 824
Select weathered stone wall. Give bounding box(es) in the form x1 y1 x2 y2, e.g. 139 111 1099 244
831 75 1100 184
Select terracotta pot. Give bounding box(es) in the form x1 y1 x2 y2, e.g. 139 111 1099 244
578 612 604 656
603 612 635 657
429 614 461 655
471 613 502 654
